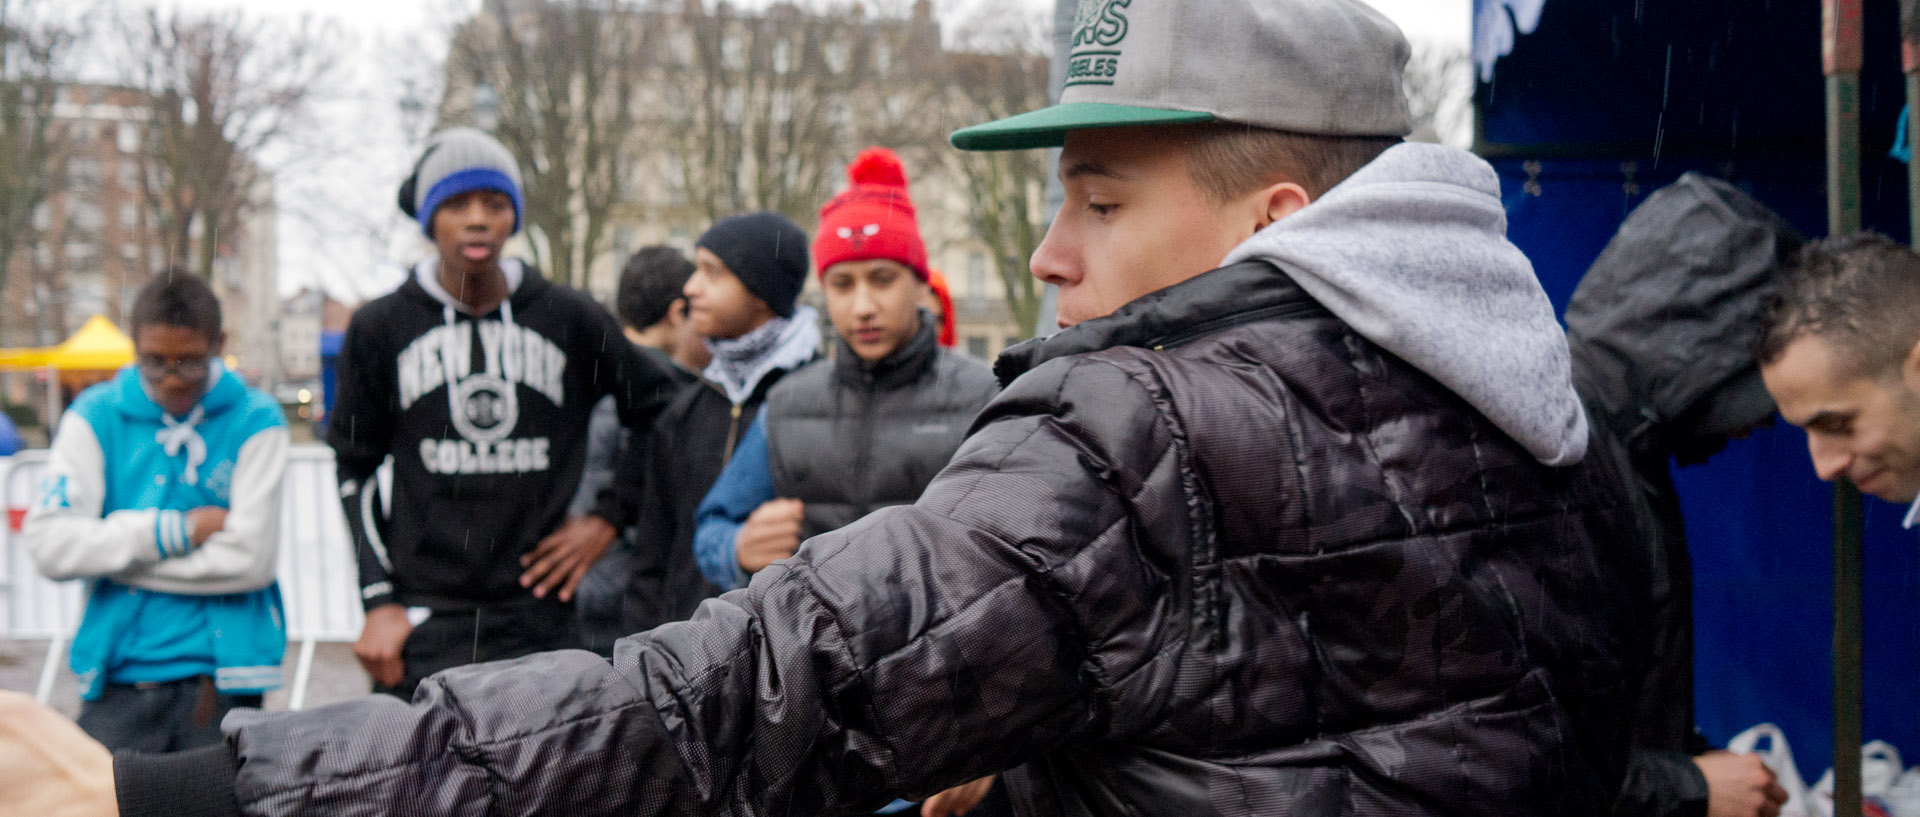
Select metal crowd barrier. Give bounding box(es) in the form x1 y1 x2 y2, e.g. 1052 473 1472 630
0 444 366 710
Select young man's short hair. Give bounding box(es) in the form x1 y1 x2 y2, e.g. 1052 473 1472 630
129 269 222 341
1757 232 1920 378
616 246 696 331
1180 124 1401 203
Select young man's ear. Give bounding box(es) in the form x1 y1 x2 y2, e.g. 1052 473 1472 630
1901 335 1920 393
1256 182 1313 231
212 331 229 357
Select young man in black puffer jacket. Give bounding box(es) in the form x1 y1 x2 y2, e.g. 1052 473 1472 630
3 2 1641 815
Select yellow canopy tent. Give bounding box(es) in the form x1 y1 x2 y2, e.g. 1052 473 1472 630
0 315 136 372
0 316 137 435
0 348 46 369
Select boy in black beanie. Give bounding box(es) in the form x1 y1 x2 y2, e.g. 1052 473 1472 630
603 211 823 633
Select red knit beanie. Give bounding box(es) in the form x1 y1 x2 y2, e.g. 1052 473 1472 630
814 147 928 280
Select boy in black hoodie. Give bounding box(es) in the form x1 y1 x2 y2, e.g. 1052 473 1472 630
614 212 821 633
330 128 673 697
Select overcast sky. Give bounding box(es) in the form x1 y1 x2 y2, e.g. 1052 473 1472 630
143 0 1473 300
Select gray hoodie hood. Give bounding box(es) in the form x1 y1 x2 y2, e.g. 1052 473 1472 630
1221 142 1588 466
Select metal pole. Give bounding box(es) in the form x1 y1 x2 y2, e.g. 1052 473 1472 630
1824 2 1865 814
1908 43 1920 242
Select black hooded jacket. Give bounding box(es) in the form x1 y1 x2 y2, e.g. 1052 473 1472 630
327 263 675 613
119 260 1639 817
1565 173 1803 817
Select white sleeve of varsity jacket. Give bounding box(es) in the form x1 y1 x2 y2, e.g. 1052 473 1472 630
122 426 287 596
23 413 175 581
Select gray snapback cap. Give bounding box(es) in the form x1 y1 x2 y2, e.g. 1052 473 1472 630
951 0 1413 151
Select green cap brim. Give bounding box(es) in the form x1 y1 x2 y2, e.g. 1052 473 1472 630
949 102 1217 151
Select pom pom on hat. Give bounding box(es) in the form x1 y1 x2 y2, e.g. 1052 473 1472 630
846 147 909 189
813 146 928 280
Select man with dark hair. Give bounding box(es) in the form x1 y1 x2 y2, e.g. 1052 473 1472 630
615 246 706 368
0 2 1636 814
567 245 708 653
1760 232 1920 511
23 270 289 752
617 212 821 633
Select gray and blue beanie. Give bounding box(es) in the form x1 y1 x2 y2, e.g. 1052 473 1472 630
401 127 524 238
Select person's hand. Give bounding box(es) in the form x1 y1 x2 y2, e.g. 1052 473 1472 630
921 776 995 817
0 690 116 817
352 604 412 689
1698 751 1790 817
520 515 619 602
185 507 228 548
735 499 804 575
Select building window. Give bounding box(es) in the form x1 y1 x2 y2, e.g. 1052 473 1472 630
68 200 104 233
117 121 141 153
119 201 138 230
118 163 141 191
874 41 892 73
824 41 849 74
72 277 106 318
65 241 96 269
722 36 745 72
966 252 987 304
771 39 792 74
966 336 989 359
664 155 687 206
67 158 102 189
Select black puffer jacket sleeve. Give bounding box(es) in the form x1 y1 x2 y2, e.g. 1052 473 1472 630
213 356 1177 816
1615 748 1711 817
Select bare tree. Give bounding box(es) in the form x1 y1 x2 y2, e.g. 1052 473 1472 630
656 0 944 227
1404 41 1472 148
441 0 649 288
116 8 339 281
938 3 1051 339
0 0 78 343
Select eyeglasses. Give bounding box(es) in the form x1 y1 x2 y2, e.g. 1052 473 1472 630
137 355 213 384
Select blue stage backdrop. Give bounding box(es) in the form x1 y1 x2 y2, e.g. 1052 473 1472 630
1479 0 1920 777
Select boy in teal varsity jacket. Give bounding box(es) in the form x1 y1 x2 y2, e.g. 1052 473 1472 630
24 272 288 752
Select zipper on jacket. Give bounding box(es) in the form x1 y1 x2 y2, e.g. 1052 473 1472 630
852 372 878 517
722 402 744 467
1148 300 1325 351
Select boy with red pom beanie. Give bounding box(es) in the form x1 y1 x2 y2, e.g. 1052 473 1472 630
692 148 1006 813
811 146 931 280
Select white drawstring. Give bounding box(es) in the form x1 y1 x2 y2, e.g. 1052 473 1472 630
442 304 462 423
156 405 207 486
